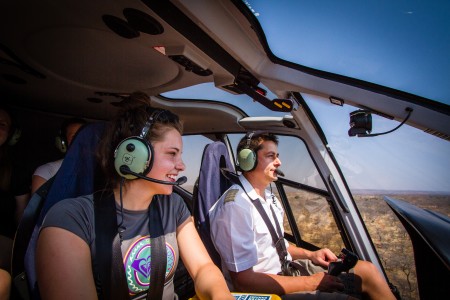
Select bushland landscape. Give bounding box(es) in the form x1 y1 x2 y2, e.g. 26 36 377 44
283 191 450 300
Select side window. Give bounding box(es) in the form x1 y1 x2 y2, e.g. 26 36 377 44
277 136 342 253
229 134 342 253
181 135 214 193
277 188 343 254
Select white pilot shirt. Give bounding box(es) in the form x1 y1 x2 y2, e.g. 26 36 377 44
209 174 291 289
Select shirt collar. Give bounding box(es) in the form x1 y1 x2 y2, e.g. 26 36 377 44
238 174 270 202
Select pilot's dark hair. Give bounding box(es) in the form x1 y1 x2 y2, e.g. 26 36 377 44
237 132 278 156
96 101 183 188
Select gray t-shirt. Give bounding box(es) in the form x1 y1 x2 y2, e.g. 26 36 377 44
41 192 191 300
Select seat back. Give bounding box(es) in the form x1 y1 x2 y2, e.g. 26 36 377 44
193 141 234 268
12 122 106 299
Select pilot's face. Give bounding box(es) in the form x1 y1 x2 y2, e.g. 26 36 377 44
254 140 281 184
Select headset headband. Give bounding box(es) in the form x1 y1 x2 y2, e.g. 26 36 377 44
140 109 166 139
245 132 255 148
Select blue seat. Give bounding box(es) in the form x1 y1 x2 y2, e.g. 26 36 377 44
12 122 106 299
193 141 235 268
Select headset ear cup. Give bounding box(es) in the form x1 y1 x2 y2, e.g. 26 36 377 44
7 128 21 146
238 148 256 171
55 136 67 153
114 137 153 179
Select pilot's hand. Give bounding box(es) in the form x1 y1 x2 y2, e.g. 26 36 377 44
309 248 338 268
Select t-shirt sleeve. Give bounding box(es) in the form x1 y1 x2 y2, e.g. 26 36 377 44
173 193 190 226
40 196 95 246
158 193 191 233
210 198 258 272
33 159 63 181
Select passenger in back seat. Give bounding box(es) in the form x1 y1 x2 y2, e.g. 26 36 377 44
209 132 396 300
31 117 86 194
36 102 233 300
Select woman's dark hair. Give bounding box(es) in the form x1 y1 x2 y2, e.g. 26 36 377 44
96 101 183 188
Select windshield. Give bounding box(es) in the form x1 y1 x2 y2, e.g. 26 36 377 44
238 0 450 194
305 94 450 193
244 0 450 105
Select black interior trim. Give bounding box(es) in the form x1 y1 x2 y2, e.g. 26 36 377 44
276 177 329 198
292 92 328 146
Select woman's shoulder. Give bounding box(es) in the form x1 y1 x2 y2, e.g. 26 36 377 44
157 193 191 225
41 194 96 245
47 194 94 217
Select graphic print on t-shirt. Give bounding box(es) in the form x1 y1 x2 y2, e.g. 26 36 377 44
123 236 176 295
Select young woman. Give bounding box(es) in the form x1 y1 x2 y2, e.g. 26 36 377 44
36 103 233 300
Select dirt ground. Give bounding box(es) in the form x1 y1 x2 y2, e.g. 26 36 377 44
285 191 450 300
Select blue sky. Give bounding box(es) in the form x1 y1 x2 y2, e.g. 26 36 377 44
167 1 450 193
306 96 450 192
247 0 450 104
249 0 450 192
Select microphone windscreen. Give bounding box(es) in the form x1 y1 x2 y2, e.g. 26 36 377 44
275 169 285 177
176 176 187 185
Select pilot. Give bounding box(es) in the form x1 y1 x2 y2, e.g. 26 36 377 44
209 132 396 300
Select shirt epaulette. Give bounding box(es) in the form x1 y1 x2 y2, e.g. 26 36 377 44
224 189 239 203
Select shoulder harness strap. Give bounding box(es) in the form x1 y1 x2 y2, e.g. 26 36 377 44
94 191 167 300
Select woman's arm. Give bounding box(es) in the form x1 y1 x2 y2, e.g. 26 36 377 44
177 218 233 300
36 227 97 300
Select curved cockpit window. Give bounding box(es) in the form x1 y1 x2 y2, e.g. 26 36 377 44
244 1 450 104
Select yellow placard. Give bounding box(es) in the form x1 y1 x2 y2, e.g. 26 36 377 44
190 293 281 300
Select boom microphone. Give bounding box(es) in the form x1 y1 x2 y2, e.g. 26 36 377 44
119 165 187 186
275 169 285 177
